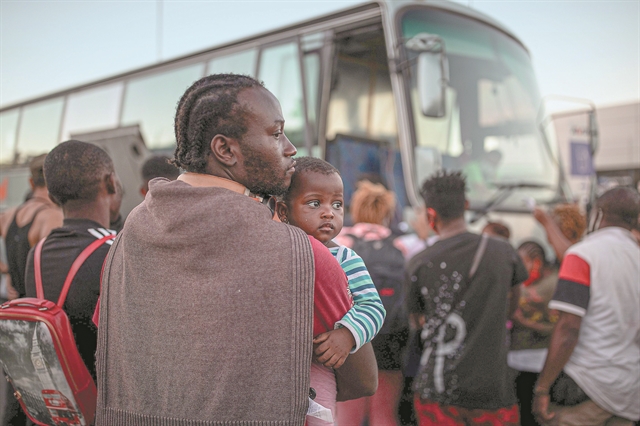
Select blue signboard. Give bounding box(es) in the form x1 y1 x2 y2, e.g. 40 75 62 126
570 141 594 176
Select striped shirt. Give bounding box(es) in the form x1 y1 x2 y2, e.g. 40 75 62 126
330 245 386 352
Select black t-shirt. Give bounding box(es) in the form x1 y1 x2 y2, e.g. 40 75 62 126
406 232 528 410
24 219 115 379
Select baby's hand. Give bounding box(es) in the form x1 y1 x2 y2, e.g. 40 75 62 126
313 328 356 369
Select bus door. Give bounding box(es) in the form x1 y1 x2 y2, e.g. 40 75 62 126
323 23 408 225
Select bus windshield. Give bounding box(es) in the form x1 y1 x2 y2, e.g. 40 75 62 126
401 8 559 210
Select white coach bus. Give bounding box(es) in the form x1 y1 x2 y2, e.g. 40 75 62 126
0 0 592 246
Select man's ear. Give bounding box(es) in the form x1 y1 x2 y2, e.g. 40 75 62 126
28 177 35 191
275 201 289 223
426 207 438 231
464 199 470 210
210 134 239 167
105 173 117 195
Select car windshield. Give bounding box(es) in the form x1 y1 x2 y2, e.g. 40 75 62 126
401 8 559 210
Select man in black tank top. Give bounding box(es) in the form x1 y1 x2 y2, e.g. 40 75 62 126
0 155 62 425
0 154 63 297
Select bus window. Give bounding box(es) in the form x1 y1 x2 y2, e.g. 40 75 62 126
303 52 321 155
301 32 326 157
16 97 64 161
258 42 305 151
61 83 123 140
0 109 19 164
325 28 406 220
402 8 558 208
208 49 257 76
326 30 397 144
121 64 204 150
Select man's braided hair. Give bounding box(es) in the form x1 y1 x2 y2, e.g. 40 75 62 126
518 241 548 267
172 74 263 173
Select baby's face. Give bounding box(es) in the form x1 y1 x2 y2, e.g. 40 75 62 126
286 171 344 244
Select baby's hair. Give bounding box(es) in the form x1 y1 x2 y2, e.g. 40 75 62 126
282 157 339 203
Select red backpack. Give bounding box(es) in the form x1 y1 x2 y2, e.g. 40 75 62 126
0 233 115 426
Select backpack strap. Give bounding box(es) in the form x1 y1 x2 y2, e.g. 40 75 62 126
34 238 47 299
420 233 491 344
435 233 491 311
34 233 116 307
57 234 116 307
468 233 490 281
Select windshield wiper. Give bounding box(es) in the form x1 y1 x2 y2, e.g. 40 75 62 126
469 182 554 224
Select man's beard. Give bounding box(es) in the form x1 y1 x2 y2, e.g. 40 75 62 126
241 146 290 197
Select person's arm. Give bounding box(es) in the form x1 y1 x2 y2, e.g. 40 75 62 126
315 248 387 367
533 252 590 423
334 247 386 352
534 207 572 261
335 342 378 401
533 312 582 423
307 236 355 369
512 308 555 335
2 276 19 300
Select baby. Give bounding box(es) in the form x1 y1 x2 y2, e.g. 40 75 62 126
277 157 386 422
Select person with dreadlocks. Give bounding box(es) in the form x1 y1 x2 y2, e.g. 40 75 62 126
94 74 376 425
509 241 559 426
533 187 640 425
406 170 528 426
276 157 385 424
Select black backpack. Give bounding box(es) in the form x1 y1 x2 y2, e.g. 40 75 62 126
349 234 409 369
349 234 408 336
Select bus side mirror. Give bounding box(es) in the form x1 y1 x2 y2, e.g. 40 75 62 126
406 33 448 118
417 51 447 117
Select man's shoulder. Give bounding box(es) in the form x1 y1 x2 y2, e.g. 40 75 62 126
570 227 638 255
33 203 63 222
309 236 346 276
309 236 333 262
484 234 517 258
406 242 445 276
407 232 479 270
47 221 115 247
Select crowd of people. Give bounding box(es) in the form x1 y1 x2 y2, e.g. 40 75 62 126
0 73 638 426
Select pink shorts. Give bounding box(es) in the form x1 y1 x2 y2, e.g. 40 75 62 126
307 361 337 425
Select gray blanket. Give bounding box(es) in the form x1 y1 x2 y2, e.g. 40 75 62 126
96 178 314 425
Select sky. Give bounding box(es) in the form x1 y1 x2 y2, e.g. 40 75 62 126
1 0 638 112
